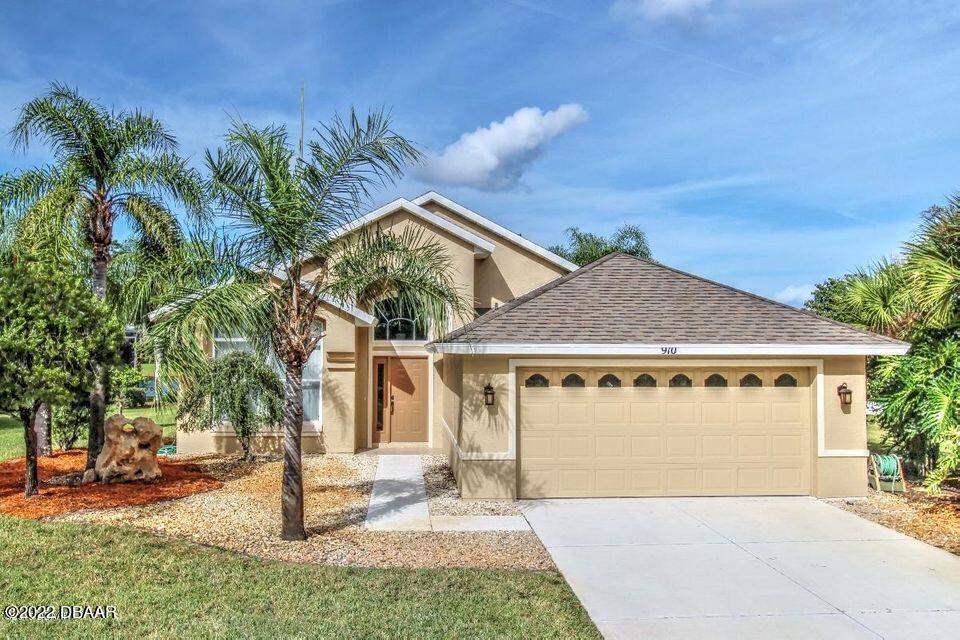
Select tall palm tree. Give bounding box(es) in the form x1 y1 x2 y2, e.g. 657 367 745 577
149 113 466 540
0 83 204 470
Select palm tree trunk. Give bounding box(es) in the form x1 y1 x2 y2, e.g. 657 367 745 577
281 363 306 541
86 254 110 473
20 405 38 497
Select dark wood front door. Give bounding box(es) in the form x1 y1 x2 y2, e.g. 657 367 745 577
373 357 429 443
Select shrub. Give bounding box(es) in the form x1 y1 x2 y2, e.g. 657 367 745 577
51 397 89 451
178 351 283 461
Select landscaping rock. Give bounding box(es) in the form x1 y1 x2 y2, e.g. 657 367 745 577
95 415 162 483
55 453 554 571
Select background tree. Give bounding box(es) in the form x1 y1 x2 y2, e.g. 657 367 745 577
178 351 283 461
148 113 466 540
108 365 145 414
811 198 960 488
0 83 204 472
0 258 121 495
804 276 861 325
549 224 652 266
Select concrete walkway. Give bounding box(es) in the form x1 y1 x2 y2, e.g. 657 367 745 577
521 497 960 640
364 455 528 532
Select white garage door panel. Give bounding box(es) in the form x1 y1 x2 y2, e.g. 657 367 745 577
519 368 811 498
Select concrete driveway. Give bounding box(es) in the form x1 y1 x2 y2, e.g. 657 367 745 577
520 497 960 639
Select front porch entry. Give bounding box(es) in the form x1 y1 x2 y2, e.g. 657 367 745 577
373 356 429 443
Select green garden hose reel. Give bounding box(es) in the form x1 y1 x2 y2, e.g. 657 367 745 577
868 453 905 493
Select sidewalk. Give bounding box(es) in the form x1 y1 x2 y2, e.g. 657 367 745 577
364 455 528 532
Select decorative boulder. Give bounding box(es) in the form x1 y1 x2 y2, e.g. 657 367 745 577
95 415 163 483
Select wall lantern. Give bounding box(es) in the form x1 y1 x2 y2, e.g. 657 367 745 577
837 383 853 406
483 383 496 406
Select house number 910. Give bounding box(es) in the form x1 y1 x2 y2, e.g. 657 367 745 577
660 347 678 355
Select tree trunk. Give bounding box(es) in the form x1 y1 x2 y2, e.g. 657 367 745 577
86 255 110 473
86 370 107 473
33 404 51 457
281 363 306 541
20 405 38 497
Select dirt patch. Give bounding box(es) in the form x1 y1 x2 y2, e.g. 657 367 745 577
0 450 222 520
831 486 960 555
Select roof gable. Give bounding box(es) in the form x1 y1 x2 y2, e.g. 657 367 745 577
412 192 576 272
429 253 909 356
331 198 495 256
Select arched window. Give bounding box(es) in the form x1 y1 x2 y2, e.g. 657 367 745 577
373 298 428 341
633 373 657 388
740 373 763 388
774 373 798 387
669 373 692 388
524 373 549 388
598 374 621 388
705 373 728 388
561 373 585 388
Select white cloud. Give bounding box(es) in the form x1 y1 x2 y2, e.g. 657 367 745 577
415 104 588 191
773 283 814 306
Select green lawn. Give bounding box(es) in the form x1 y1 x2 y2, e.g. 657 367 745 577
0 404 178 463
121 404 178 441
0 413 23 461
0 515 598 639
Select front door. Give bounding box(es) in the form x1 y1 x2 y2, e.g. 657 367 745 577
373 356 429 443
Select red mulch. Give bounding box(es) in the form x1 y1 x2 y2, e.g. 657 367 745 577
0 450 223 520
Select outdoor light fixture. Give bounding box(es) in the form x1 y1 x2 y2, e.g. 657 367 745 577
837 383 853 406
483 383 495 406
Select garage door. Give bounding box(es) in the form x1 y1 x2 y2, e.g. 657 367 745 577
518 367 811 497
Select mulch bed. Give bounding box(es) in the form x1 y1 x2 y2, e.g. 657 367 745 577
834 484 960 555
0 450 222 520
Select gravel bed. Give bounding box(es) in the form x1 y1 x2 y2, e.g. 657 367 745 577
52 453 551 570
423 455 522 517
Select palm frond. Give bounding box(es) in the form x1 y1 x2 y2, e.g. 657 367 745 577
111 152 205 217
10 82 102 161
116 194 183 253
304 107 421 227
327 225 469 336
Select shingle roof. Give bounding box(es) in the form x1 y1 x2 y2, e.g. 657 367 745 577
432 253 908 350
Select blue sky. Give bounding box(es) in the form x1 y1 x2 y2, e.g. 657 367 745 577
2 0 958 304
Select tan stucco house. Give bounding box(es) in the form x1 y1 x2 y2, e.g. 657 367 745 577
178 191 909 500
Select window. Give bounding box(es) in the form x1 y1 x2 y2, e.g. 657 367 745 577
524 373 550 388
213 330 322 425
633 373 657 388
374 298 428 341
705 373 728 388
669 373 692 388
740 373 763 388
774 373 798 387
598 374 621 388
561 373 585 388
212 331 254 359
375 362 386 431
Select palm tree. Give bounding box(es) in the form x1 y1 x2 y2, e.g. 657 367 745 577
549 224 651 266
149 113 466 540
0 83 204 471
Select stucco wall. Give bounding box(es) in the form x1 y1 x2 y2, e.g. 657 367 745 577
420 200 568 308
815 355 869 497
376 209 476 330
